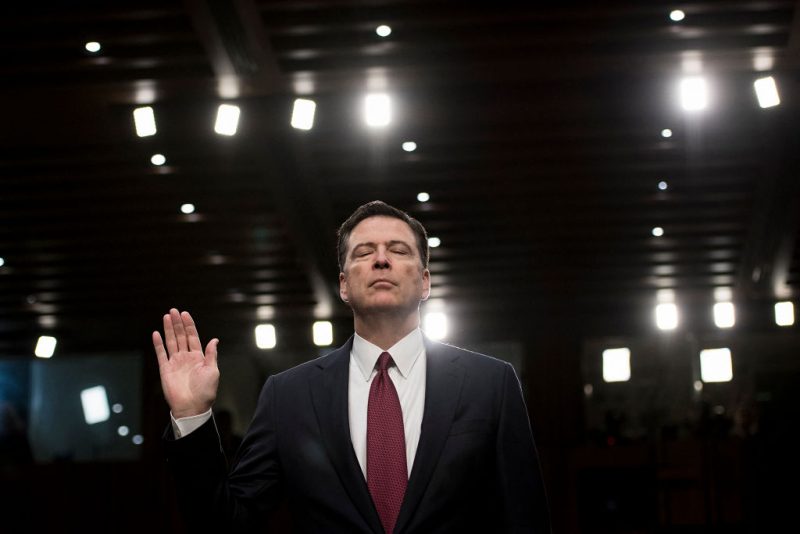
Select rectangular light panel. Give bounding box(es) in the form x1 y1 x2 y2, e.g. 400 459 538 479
680 76 708 111
602 348 631 382
364 94 391 127
34 335 57 358
255 324 276 349
312 321 333 346
700 348 733 383
655 303 678 330
133 106 157 137
214 104 241 136
80 385 111 424
754 76 780 108
423 311 448 340
291 98 316 130
713 302 735 328
775 301 794 326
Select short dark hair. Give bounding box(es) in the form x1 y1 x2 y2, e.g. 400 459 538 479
337 200 429 271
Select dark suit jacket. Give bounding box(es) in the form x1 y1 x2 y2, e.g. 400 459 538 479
164 336 550 533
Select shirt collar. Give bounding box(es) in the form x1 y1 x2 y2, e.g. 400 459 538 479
352 327 424 381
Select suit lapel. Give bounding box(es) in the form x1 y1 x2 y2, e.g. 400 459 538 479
309 337 383 534
394 338 465 534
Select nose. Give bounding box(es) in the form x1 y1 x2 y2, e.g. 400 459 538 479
373 247 390 269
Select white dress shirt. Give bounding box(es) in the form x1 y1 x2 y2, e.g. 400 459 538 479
172 328 427 479
349 328 426 478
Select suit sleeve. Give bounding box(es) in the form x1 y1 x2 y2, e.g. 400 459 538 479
163 375 283 531
496 362 552 533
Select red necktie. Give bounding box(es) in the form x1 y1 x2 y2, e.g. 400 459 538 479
367 352 407 534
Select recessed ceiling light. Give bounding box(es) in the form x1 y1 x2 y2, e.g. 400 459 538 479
150 153 166 166
669 10 685 22
428 237 441 248
35 335 57 358
775 301 794 326
652 227 664 237
661 128 673 138
417 192 430 202
680 76 708 111
658 181 668 191
402 141 417 152
214 104 240 136
0 257 4 267
754 76 780 108
85 41 101 53
180 203 195 214
364 93 391 127
133 106 157 137
376 25 392 37
291 98 316 130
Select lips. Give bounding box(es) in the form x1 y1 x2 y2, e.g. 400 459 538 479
370 279 396 287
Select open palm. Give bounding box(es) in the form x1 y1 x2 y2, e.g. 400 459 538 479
152 308 220 419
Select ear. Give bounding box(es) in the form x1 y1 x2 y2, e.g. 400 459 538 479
421 269 431 301
339 272 349 302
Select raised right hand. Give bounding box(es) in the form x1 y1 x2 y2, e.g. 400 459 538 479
152 308 220 419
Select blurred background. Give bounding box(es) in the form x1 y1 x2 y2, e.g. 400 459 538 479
1 1 798 532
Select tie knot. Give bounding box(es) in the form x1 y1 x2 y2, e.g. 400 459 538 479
377 351 393 372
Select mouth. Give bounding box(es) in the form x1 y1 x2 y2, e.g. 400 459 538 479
370 279 396 287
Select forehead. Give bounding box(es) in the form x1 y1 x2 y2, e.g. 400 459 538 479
348 216 415 247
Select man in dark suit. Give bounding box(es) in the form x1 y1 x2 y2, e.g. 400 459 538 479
153 201 550 533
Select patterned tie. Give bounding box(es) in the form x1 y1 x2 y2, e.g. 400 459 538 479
367 352 407 534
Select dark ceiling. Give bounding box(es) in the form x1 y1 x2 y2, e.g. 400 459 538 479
1 0 798 355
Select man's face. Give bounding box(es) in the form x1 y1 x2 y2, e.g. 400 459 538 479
339 216 430 316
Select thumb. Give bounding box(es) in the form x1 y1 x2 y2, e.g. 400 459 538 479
205 338 219 367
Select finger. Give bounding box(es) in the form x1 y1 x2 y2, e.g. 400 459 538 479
181 311 203 352
152 331 168 367
205 338 219 368
170 308 188 352
163 313 178 355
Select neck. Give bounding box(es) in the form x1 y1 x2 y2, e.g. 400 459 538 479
353 310 420 350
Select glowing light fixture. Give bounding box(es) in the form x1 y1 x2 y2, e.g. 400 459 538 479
150 153 166 166
680 76 708 111
713 301 735 328
658 181 668 191
402 141 417 152
80 385 110 424
85 41 101 53
313 321 333 346
291 98 316 130
754 76 780 108
661 128 673 138
655 303 679 330
774 301 794 326
255 324 276 349
428 237 441 248
112 403 123 413
35 335 57 358
652 227 664 237
133 106 157 137
214 104 240 136
180 203 195 214
132 435 144 445
670 10 685 22
117 425 130 437
0 257 4 267
376 25 392 37
700 348 733 382
602 348 631 382
364 94 391 127
423 311 448 340
417 192 430 202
